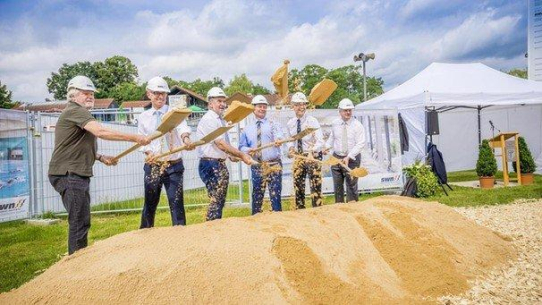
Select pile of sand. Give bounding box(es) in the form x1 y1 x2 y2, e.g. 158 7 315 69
0 196 515 304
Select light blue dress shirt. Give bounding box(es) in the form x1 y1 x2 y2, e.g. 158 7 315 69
239 117 284 161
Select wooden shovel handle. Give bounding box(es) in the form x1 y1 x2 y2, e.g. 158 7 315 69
112 131 163 162
154 140 205 160
251 138 290 153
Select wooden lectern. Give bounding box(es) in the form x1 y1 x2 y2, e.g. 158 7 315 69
488 132 522 186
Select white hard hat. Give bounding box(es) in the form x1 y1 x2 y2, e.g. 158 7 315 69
207 87 227 100
291 92 308 104
338 98 355 110
251 95 268 105
146 76 170 93
67 75 96 92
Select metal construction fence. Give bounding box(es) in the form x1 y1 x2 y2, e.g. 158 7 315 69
0 108 403 223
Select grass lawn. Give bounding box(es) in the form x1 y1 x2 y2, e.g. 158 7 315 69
429 170 542 207
0 171 540 293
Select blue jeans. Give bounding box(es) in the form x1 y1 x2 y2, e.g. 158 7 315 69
141 161 186 228
251 162 282 214
199 159 229 221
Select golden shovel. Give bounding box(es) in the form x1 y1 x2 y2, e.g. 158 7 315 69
112 107 192 162
327 155 368 178
309 79 338 106
293 153 368 178
223 100 254 124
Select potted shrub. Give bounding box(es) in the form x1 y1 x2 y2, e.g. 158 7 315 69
513 137 537 185
476 139 498 189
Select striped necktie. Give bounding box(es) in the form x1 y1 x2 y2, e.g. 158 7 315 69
297 118 303 153
255 120 262 161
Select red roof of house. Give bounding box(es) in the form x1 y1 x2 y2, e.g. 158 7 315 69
21 99 116 112
121 100 151 108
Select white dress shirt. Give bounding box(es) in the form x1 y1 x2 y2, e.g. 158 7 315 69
325 117 365 160
196 110 229 159
138 105 191 161
286 113 324 153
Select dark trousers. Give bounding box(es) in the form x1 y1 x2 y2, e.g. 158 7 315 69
49 173 91 255
251 162 282 215
141 161 186 228
293 154 323 209
331 154 361 203
199 159 229 221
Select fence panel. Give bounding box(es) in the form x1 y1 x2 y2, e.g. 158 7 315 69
34 110 248 215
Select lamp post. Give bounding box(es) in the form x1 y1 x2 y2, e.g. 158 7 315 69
353 52 375 102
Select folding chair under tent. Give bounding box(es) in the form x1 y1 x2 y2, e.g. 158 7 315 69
356 62 542 175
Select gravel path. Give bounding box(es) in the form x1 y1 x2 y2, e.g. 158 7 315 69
440 199 542 304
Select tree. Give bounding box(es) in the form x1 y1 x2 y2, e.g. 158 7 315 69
287 64 384 109
109 82 146 102
46 56 138 100
93 56 138 98
185 77 225 96
252 84 271 95
288 64 328 94
507 68 527 79
324 65 383 109
513 137 536 174
47 61 97 100
0 81 17 109
476 140 498 177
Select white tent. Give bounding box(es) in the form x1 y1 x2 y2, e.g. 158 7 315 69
357 63 542 174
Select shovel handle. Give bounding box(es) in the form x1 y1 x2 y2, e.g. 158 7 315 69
251 138 290 153
153 140 205 161
112 132 163 162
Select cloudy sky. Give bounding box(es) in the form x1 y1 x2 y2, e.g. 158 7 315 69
0 0 527 102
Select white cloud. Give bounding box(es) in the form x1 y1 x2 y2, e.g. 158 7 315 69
0 0 529 102
429 10 522 60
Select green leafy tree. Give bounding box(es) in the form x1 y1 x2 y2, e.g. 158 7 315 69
507 68 527 79
225 74 253 96
47 56 138 100
513 137 536 174
46 61 97 99
0 81 18 109
287 64 383 109
109 82 146 102
288 64 328 94
93 56 138 98
476 140 498 177
325 65 383 109
252 84 271 95
186 77 225 96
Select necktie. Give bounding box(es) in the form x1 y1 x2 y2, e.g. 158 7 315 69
297 119 303 153
255 120 262 161
341 121 348 154
155 111 166 153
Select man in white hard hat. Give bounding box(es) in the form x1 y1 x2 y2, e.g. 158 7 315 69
286 92 325 209
197 87 254 220
325 98 365 203
49 75 151 255
239 95 284 214
138 76 194 228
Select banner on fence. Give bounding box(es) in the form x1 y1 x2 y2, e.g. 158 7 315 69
0 110 30 222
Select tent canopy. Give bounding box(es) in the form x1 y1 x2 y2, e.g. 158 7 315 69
358 63 542 110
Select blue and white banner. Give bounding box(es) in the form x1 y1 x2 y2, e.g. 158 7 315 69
0 110 30 222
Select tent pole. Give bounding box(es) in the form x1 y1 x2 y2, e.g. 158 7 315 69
477 105 482 145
